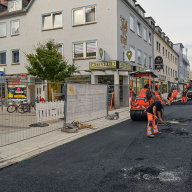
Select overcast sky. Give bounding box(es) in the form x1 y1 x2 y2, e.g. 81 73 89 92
139 0 192 69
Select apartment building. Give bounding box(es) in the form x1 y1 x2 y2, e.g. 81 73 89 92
173 43 190 88
153 26 179 93
0 0 154 106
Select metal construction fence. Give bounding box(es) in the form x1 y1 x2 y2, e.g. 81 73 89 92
0 79 129 146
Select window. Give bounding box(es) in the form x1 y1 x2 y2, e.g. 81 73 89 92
163 47 165 55
130 15 134 32
86 42 97 57
42 12 63 30
149 32 152 44
168 52 170 59
171 54 172 61
137 49 142 64
143 27 147 41
166 50 167 57
73 5 96 26
11 50 20 64
175 58 177 64
0 23 6 37
166 66 167 75
149 56 152 69
8 0 22 12
56 44 64 57
158 43 161 52
156 42 158 51
175 71 177 77
144 53 147 66
173 56 174 63
11 20 20 35
74 43 84 59
137 22 142 37
73 41 97 59
130 46 135 62
0 52 6 65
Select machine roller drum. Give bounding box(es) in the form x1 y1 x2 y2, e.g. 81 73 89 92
130 110 147 121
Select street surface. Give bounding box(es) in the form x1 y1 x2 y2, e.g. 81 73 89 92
1 104 192 192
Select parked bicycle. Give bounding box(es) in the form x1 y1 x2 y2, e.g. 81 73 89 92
7 102 26 113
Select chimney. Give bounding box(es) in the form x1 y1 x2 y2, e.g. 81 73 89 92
0 0 7 6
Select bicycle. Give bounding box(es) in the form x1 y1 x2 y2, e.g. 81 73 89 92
7 102 26 113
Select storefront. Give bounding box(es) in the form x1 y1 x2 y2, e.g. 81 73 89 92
6 74 28 103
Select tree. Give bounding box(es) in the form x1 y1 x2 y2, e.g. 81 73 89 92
26 40 76 82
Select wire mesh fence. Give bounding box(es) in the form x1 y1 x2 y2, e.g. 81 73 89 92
0 79 130 147
0 80 65 147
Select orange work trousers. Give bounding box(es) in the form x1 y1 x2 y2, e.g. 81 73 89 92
182 96 187 103
147 113 159 136
169 97 172 105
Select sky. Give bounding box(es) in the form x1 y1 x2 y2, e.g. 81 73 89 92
139 0 192 69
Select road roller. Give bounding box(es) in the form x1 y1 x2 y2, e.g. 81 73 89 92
130 70 158 121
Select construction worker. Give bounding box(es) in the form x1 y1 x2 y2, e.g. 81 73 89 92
167 91 173 105
182 89 188 103
138 84 152 101
146 99 167 138
172 89 178 102
153 85 162 101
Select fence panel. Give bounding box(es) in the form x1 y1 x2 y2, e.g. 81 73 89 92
66 84 107 123
0 81 65 147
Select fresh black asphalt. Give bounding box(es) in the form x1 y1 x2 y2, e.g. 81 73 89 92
1 104 192 192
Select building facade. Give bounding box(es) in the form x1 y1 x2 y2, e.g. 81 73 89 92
0 0 155 107
173 43 190 87
153 26 179 93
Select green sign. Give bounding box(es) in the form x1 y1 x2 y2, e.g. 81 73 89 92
126 51 132 61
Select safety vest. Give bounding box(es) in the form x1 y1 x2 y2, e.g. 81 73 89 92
173 90 178 97
138 88 149 98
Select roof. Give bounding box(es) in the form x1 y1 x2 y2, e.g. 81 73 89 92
135 4 146 13
129 70 158 78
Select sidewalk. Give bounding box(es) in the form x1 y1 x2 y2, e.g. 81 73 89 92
0 107 130 169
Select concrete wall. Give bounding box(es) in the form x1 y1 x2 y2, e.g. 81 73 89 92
117 0 153 69
0 0 118 75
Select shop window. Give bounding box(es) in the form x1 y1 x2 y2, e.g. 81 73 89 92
0 22 6 37
0 52 6 65
73 40 97 59
42 12 63 30
11 50 20 64
73 5 96 26
11 20 20 36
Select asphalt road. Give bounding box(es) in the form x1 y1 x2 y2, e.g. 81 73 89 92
1 104 192 192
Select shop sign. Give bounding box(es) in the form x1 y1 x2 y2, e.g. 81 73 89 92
90 61 117 70
96 48 105 61
124 50 134 62
159 75 166 81
0 68 5 76
67 85 76 96
155 56 163 70
119 62 132 71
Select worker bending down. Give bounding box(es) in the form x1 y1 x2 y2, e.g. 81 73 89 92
182 89 188 103
146 99 167 138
